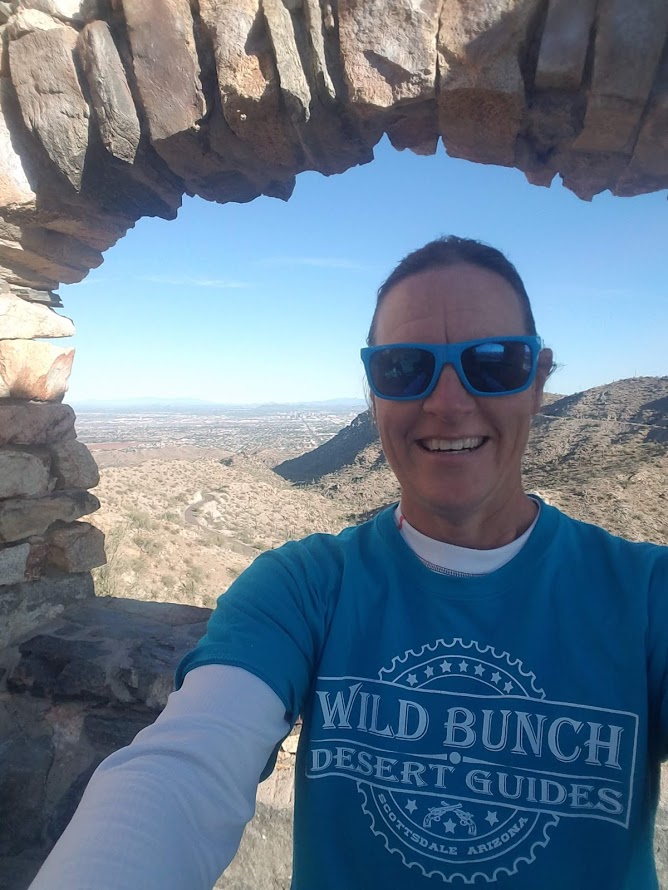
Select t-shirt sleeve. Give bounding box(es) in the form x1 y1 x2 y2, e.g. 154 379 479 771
646 549 668 761
175 535 342 727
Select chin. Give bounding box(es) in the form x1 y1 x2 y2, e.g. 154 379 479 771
417 490 485 519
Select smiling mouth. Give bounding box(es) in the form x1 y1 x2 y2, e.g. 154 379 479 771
419 436 488 453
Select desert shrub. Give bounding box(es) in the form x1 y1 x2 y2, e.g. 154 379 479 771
178 578 198 598
93 523 129 598
186 564 205 584
127 509 157 530
134 533 161 555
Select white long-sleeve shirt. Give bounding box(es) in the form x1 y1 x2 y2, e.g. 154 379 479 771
30 508 536 889
29 665 290 890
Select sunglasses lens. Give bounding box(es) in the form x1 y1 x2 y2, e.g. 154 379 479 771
462 341 534 393
369 347 435 398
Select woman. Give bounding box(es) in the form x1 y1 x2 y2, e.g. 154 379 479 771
30 237 668 889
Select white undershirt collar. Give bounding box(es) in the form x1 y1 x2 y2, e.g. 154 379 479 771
395 499 540 576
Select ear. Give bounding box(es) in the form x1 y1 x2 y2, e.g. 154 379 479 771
532 347 553 414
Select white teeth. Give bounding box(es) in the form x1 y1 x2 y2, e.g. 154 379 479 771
422 437 484 452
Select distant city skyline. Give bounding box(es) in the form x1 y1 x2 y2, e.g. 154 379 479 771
59 137 667 403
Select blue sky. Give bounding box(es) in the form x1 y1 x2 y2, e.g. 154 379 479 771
60 137 667 404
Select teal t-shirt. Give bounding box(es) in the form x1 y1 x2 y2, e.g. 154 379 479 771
176 502 668 888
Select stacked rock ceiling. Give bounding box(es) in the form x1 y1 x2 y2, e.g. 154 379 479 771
0 0 665 304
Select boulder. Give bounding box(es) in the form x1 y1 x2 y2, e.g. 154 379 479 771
8 25 90 191
0 78 38 213
302 0 337 103
0 401 75 446
337 0 441 109
558 148 628 201
0 293 74 339
199 0 301 170
0 257 60 291
0 339 74 401
261 0 311 125
0 489 99 543
121 0 205 143
438 0 540 166
534 0 597 91
0 220 103 283
0 448 51 498
0 541 30 586
4 284 63 307
77 21 141 165
0 734 54 854
615 53 668 196
46 520 106 572
119 0 255 203
262 0 375 175
16 1 100 24
5 9 62 39
120 0 231 196
50 438 99 488
573 0 668 154
0 569 94 649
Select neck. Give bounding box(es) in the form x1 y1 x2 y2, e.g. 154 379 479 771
400 492 538 550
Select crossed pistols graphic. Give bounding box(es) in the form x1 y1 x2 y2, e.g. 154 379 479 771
423 802 478 836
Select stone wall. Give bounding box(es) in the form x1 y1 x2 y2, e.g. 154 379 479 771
0 0 665 296
0 0 667 642
0 595 299 890
0 287 104 645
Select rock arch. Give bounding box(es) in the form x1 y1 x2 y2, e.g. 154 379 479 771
0 0 667 627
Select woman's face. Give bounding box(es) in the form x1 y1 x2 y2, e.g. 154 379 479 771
372 263 553 542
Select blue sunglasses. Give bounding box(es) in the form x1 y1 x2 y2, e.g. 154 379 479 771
361 336 542 401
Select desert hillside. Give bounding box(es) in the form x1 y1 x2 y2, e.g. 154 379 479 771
90 453 347 608
87 377 668 609
276 377 668 543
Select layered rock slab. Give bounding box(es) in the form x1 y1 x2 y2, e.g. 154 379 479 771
438 0 541 167
0 402 75 446
77 21 141 166
0 293 74 339
0 448 51 498
50 438 99 489
201 0 301 176
262 0 375 173
46 520 105 572
0 489 99 543
8 24 90 191
0 340 74 400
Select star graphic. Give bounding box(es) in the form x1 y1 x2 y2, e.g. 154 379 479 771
458 660 469 672
485 811 499 826
491 671 501 684
473 664 485 676
405 800 418 814
503 681 513 694
407 673 418 686
443 818 457 833
424 665 434 678
440 660 452 672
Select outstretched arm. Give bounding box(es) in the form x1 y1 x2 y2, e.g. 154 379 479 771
29 664 290 890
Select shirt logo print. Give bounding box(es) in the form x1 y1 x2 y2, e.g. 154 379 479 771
307 639 638 883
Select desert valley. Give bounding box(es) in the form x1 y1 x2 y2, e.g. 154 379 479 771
77 378 668 616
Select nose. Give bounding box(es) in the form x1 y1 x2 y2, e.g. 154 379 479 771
422 364 477 415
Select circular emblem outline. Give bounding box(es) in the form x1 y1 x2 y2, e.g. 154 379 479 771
355 638 560 884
